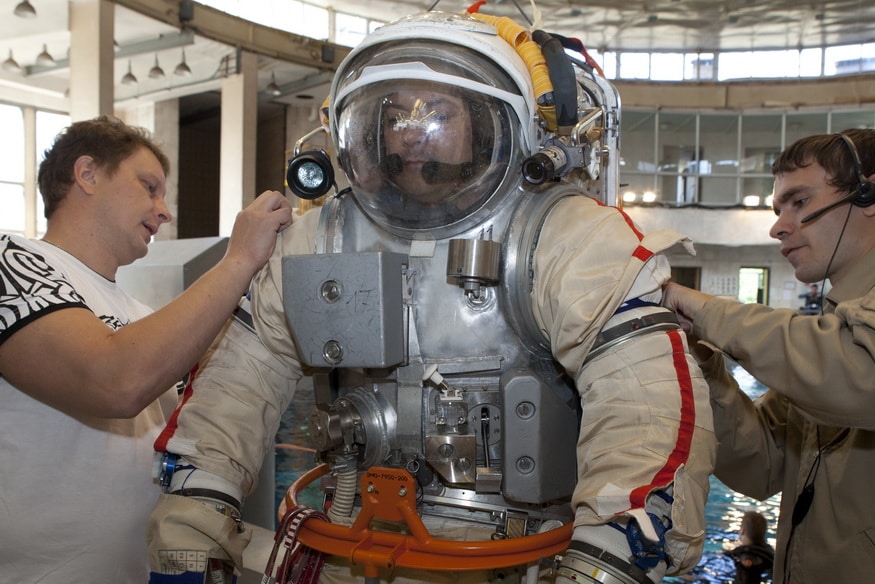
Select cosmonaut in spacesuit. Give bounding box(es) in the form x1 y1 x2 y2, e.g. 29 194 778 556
147 8 715 584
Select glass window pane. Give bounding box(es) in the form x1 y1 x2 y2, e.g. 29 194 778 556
718 51 752 80
748 50 800 79
741 113 782 174
618 174 659 206
799 48 823 77
825 44 863 75
832 111 875 133
619 53 650 80
621 110 656 172
700 114 739 175
650 53 684 81
864 43 875 73
685 53 713 80
36 111 70 163
280 2 328 39
301 4 329 40
37 195 46 235
743 177 776 206
0 183 25 233
336 12 368 47
0 104 24 183
588 50 618 78
786 112 828 145
35 111 71 234
657 112 697 205
260 0 304 34
699 176 739 206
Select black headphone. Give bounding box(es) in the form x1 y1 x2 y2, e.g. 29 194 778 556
837 133 875 207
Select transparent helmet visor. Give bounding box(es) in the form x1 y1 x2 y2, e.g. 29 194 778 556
335 72 516 233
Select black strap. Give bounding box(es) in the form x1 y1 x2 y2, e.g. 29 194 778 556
171 488 241 512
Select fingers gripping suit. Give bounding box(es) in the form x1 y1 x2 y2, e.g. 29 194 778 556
148 11 715 584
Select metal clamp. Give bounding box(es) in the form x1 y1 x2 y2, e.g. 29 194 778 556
587 311 680 363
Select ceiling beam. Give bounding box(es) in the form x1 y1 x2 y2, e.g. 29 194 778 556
275 70 334 96
25 30 196 77
111 0 351 70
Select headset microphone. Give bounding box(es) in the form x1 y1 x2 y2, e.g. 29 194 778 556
801 190 859 224
381 153 404 178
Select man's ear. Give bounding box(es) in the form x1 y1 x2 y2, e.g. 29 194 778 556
73 155 98 193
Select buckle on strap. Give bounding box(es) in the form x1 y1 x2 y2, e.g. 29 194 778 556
588 311 680 362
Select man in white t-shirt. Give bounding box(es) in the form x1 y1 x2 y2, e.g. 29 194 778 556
0 115 293 583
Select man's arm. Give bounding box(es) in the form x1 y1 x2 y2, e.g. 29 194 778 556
0 190 292 419
664 282 875 430
696 350 786 500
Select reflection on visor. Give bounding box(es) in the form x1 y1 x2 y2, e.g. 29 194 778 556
335 75 516 236
383 96 462 135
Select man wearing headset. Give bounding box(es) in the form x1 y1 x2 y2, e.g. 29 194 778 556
663 128 875 583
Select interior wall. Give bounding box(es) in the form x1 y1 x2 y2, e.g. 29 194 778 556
176 100 289 238
663 242 811 310
256 103 288 198
616 74 875 109
178 109 221 238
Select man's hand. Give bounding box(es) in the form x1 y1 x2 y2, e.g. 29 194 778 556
224 190 294 274
661 282 713 331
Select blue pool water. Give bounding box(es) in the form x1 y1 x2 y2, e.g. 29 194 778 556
275 363 778 583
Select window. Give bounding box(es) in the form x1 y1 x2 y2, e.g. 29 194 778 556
650 53 685 81
738 267 769 304
620 107 875 208
0 105 69 237
0 105 25 234
35 110 71 234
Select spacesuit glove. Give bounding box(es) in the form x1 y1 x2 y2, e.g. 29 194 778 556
148 493 253 582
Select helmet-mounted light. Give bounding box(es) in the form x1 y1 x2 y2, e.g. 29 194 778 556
286 150 335 200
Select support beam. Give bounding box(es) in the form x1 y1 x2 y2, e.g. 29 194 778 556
69 0 115 120
112 0 350 70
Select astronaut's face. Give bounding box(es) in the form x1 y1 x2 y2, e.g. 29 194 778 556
382 89 473 205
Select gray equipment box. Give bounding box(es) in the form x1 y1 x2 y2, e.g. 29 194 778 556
282 252 407 368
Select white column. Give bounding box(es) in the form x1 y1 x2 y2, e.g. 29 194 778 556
119 99 181 240
219 50 258 236
68 0 114 121
23 107 37 238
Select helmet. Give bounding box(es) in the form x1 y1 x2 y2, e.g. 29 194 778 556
329 12 538 238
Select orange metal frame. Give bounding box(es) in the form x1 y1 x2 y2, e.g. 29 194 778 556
280 464 572 579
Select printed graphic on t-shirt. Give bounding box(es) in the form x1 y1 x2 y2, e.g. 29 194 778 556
99 315 127 331
0 236 88 338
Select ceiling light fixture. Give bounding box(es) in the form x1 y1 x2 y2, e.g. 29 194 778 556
2 50 21 72
13 0 36 18
266 71 281 96
121 60 138 85
174 48 192 77
36 44 54 65
148 54 165 79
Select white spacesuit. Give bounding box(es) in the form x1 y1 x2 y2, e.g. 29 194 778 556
147 10 715 584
